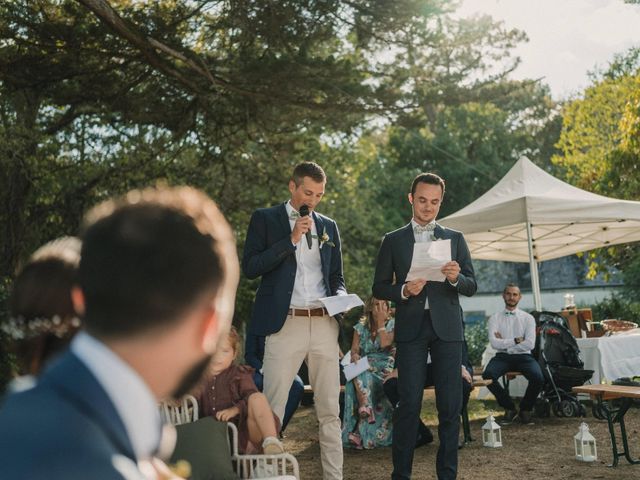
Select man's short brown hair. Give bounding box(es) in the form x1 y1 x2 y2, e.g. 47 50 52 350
410 172 445 196
291 162 326 186
79 186 239 339
503 283 520 294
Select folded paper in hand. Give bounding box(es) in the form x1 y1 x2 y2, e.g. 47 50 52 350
343 356 370 382
405 239 451 282
319 293 364 316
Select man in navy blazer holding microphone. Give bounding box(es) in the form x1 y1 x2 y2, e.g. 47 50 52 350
373 173 476 480
243 161 346 480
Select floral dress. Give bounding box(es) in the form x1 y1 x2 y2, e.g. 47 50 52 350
342 318 395 448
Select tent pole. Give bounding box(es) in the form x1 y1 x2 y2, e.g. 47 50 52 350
526 222 542 311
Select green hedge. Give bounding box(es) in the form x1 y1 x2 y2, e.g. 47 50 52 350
590 293 640 326
465 321 488 368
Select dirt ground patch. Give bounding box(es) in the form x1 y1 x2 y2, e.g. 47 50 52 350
282 391 640 479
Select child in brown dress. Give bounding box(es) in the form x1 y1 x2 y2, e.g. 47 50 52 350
195 327 284 454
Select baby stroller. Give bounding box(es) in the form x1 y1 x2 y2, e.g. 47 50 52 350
531 311 594 418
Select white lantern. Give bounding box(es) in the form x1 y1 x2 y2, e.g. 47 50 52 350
574 422 597 462
482 414 502 448
564 293 576 309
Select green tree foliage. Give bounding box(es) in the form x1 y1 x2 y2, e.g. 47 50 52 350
591 293 640 326
349 16 559 285
0 1 560 333
553 48 640 197
358 12 559 226
0 0 451 299
553 47 640 312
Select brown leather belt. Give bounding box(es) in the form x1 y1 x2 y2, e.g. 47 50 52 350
288 307 328 317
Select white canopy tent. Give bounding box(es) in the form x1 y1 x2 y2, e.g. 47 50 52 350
439 157 640 310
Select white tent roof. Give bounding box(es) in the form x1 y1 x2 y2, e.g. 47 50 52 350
439 157 640 262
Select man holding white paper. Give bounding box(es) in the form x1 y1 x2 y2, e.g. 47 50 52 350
242 162 346 480
320 293 364 317
373 173 476 480
405 240 451 283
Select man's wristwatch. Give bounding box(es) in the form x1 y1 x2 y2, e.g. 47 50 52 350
514 337 521 344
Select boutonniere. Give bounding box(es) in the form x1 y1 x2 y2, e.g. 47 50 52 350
319 227 335 249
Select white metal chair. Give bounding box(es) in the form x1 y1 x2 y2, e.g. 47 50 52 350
159 394 198 425
227 422 299 479
159 396 299 479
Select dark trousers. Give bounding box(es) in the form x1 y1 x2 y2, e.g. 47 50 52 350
482 353 544 412
253 371 304 432
383 377 433 445
383 368 472 445
392 312 462 480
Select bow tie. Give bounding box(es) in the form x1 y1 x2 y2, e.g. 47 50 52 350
414 223 436 235
289 210 300 220
504 311 515 316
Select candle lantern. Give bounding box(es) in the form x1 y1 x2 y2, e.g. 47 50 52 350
574 422 597 462
482 414 502 448
563 293 576 309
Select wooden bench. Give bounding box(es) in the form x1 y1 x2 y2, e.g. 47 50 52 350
573 384 640 467
501 371 523 390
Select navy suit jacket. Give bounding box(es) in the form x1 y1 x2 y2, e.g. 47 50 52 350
242 203 346 336
0 351 137 479
372 223 477 343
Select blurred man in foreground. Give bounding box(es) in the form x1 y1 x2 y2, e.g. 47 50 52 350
0 186 239 479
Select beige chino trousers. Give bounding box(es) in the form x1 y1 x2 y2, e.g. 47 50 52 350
263 312 342 480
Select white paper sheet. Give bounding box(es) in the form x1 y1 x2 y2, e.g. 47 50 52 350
343 356 371 382
405 239 451 282
340 351 352 366
319 293 364 316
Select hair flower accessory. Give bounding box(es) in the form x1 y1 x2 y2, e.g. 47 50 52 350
0 315 81 340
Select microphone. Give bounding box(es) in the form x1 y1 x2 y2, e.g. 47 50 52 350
299 204 313 249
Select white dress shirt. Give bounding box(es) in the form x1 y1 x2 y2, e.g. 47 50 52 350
286 201 326 308
487 308 536 354
71 331 161 461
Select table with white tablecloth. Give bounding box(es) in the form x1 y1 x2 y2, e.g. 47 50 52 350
576 332 640 384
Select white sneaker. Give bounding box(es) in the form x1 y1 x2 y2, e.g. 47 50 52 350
262 436 285 455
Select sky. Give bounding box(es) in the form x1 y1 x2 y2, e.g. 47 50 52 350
456 0 640 99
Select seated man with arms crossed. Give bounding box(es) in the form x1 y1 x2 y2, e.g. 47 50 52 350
482 283 544 425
